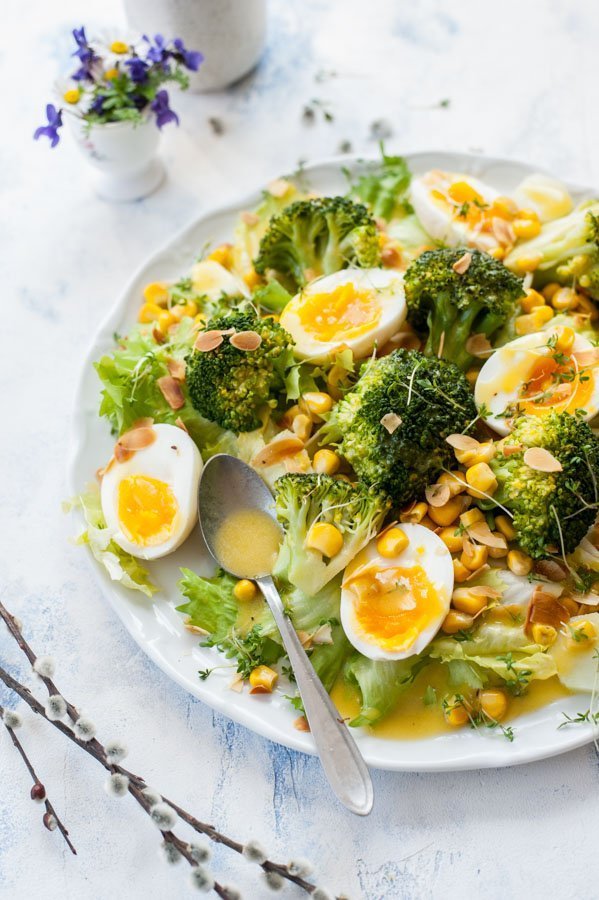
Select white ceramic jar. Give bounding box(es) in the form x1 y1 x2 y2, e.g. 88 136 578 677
124 0 267 91
67 115 164 202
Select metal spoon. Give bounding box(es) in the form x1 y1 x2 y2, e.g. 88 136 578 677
198 454 374 816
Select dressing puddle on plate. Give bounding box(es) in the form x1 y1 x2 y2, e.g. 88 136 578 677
214 508 282 578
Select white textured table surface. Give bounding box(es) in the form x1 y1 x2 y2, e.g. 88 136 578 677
3 1 599 898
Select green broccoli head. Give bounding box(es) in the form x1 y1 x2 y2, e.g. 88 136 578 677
404 248 525 370
186 310 294 433
273 473 390 596
505 202 599 301
490 412 599 559
321 349 478 506
253 196 381 293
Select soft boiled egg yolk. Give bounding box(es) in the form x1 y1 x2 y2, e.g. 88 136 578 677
280 268 406 362
117 475 179 547
475 329 599 435
340 523 453 661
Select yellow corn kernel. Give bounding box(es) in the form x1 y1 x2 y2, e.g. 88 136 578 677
427 496 465 527
461 540 488 572
577 294 599 320
376 527 409 558
301 392 334 419
243 268 261 289
513 217 541 240
453 559 471 583
442 610 475 634
233 579 258 602
465 462 498 499
305 522 343 558
249 665 278 694
104 67 119 80
438 526 464 553
488 534 509 559
138 302 163 323
63 87 81 104
521 289 546 313
495 514 516 542
157 310 175 334
465 367 480 386
443 695 470 727
507 549 533 576
207 243 233 268
292 413 312 442
312 449 341 475
194 312 207 326
143 282 170 306
555 326 575 354
515 306 554 335
478 688 508 721
400 502 428 524
542 282 561 301
551 287 579 311
493 196 519 217
110 40 129 54
466 442 496 467
531 623 557 647
459 507 485 529
568 619 597 647
419 515 438 531
452 588 489 616
488 246 506 261
438 471 467 497
512 254 542 274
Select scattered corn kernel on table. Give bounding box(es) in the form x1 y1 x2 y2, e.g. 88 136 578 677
3 0 599 897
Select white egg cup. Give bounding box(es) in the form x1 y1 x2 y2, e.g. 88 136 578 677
68 115 165 203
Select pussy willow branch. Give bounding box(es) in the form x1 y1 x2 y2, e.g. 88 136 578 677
0 601 319 896
0 702 76 855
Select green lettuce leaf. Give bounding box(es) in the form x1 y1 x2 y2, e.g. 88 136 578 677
343 653 428 727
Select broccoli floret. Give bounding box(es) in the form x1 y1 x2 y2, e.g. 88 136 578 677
186 310 294 433
348 151 412 221
273 474 390 596
404 248 525 370
232 180 305 278
489 412 599 559
253 196 381 293
505 202 599 301
321 349 478 506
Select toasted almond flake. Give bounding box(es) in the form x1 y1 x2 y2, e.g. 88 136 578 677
380 412 402 434
117 425 156 453
523 447 562 473
571 348 599 368
229 674 244 693
437 330 445 358
268 178 291 198
465 563 490 581
500 442 523 457
446 433 480 451
534 559 569 582
465 333 493 358
467 522 507 549
152 325 166 344
296 630 312 649
114 444 133 464
230 330 262 351
294 715 310 732
194 330 224 352
157 376 185 410
574 591 599 606
175 417 189 433
166 358 186 381
387 331 421 351
131 417 154 430
96 458 115 480
452 251 472 275
425 483 451 507
311 623 333 645
492 217 516 246
241 211 260 226
184 618 209 636
466 585 502 599
252 436 305 468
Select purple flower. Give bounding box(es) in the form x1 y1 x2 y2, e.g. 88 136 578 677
71 25 100 80
72 26 88 54
125 57 149 83
89 95 106 115
151 90 179 129
173 38 203 72
33 104 63 148
144 33 169 66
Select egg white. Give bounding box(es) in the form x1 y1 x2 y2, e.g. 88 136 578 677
280 268 406 362
512 173 574 223
190 259 249 302
340 523 454 661
101 423 203 560
475 330 599 436
410 170 499 250
549 613 599 691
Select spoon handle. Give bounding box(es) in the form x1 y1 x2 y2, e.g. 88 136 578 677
257 575 373 816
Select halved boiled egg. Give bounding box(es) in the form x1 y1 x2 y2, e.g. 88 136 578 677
410 170 503 251
101 423 202 559
340 523 454 661
279 268 406 362
475 328 599 435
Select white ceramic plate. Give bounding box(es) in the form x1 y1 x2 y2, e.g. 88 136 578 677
68 152 599 771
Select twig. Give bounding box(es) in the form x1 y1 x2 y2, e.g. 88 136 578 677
0 703 76 855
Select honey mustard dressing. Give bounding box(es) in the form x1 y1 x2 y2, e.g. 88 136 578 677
214 508 282 578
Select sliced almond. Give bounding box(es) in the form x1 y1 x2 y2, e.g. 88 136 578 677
114 444 133 464
252 436 305 468
523 447 562 473
467 522 507 549
492 217 516 246
229 673 244 693
574 591 599 606
311 623 333 645
571 348 599 368
166 358 186 381
452 251 472 275
175 417 189 433
465 563 490 581
386 331 421 351
446 433 480 451
184 619 209 636
465 333 493 358
241 211 260 226
380 412 402 434
294 715 310 732
152 325 166 344
268 178 291 198
157 376 185 411
296 630 312 649
465 585 502 599
534 559 569 582
230 330 262 352
117 425 156 453
194 330 224 352
500 442 523 457
425 483 451 507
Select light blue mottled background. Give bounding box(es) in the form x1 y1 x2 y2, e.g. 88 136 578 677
2 1 599 898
